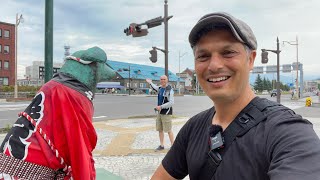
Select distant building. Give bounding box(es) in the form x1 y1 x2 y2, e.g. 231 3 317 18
177 68 195 94
106 60 184 94
18 61 63 86
0 21 16 86
304 80 319 92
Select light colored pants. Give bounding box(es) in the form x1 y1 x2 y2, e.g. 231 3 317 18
156 114 172 132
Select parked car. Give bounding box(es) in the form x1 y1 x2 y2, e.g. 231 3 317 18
271 89 282 97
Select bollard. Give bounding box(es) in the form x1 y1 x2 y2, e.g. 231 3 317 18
305 97 312 107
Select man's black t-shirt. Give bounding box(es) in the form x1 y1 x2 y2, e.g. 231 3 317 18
162 98 320 180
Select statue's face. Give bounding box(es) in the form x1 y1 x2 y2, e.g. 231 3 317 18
96 62 116 82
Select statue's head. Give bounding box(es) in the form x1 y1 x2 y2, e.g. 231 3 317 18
60 46 115 91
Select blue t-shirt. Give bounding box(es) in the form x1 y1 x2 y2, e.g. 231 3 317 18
158 88 165 106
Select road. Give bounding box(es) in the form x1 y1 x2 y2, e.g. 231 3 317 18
0 94 318 128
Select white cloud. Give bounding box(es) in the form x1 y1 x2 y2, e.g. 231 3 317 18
1 0 319 80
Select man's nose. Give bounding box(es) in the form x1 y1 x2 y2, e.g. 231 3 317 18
207 56 224 72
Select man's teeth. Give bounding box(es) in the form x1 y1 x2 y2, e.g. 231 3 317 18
209 76 228 82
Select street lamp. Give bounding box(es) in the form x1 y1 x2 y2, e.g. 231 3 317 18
283 36 299 99
123 66 131 95
14 13 24 98
178 51 187 95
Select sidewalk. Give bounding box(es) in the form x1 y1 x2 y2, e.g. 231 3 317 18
93 117 190 180
0 117 190 180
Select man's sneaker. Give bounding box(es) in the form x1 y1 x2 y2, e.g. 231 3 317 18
155 145 164 151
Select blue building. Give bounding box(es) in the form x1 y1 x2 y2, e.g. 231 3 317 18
99 60 184 94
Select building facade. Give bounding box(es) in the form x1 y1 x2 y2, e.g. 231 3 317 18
0 21 15 86
19 61 63 86
105 60 184 94
177 68 195 94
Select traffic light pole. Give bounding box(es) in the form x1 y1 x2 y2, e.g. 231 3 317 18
123 66 131 95
164 0 169 79
45 0 53 83
261 37 281 103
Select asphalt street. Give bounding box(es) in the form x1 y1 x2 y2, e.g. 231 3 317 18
0 94 318 128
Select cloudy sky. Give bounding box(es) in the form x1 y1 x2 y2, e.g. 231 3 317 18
1 0 319 80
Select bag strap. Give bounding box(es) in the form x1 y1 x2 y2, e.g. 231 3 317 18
198 97 275 179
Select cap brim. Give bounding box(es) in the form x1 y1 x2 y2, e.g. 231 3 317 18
189 15 244 47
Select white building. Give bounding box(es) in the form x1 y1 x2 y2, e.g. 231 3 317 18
18 61 63 86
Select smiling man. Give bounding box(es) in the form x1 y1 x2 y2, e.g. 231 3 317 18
151 12 320 180
146 75 175 151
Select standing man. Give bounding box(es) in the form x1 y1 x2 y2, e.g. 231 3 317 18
151 12 320 179
146 75 175 151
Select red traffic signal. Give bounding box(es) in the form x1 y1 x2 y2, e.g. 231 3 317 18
124 25 134 36
124 23 148 37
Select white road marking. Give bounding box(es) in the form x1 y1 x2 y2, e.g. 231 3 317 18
93 116 107 119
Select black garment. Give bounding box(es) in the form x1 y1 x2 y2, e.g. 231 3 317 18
162 97 320 180
151 84 173 115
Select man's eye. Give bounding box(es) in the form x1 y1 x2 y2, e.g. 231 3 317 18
222 51 238 58
196 54 210 62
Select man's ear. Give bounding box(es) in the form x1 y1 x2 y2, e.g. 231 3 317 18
248 50 256 70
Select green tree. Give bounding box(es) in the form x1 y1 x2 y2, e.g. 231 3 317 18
266 79 272 91
254 74 263 92
262 77 268 91
279 82 290 91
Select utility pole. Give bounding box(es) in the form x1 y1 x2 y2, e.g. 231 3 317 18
123 66 131 95
14 13 24 98
164 0 169 79
296 36 299 99
178 51 187 95
283 36 299 99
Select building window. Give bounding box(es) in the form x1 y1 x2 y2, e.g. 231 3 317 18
4 61 9 69
0 29 2 37
4 45 9 54
140 83 146 88
0 60 2 69
134 83 138 88
0 44 2 53
0 77 9 86
4 30 10 38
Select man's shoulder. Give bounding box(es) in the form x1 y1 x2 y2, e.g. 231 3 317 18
188 107 214 124
249 98 311 134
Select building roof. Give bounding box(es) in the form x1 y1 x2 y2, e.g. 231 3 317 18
106 60 183 82
182 68 194 76
0 21 15 26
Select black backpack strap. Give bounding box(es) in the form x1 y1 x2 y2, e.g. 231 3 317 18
198 97 275 179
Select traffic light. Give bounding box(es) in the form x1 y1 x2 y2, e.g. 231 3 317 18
132 24 148 37
261 50 269 64
124 23 149 37
124 25 134 36
149 48 157 63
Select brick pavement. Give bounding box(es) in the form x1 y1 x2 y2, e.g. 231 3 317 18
93 117 190 180
1 103 320 179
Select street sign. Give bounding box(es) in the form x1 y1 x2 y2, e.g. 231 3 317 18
252 66 264 73
292 62 302 70
266 65 277 72
282 64 292 73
